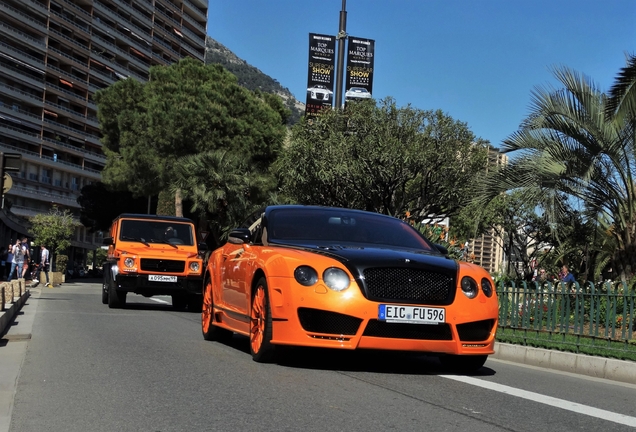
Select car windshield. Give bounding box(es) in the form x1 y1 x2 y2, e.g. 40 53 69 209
266 208 435 251
119 220 194 246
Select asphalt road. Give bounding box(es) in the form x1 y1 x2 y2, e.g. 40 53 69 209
3 281 636 432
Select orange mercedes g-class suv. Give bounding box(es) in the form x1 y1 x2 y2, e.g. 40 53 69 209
102 214 207 310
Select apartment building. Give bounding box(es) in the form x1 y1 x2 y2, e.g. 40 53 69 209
0 0 208 263
468 148 508 274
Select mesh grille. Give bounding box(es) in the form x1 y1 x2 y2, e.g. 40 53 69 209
363 320 453 340
362 268 454 305
456 319 495 341
297 308 362 335
140 259 185 273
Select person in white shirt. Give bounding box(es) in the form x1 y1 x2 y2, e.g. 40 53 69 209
40 245 51 287
7 239 24 282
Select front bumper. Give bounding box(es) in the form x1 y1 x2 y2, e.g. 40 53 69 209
266 276 498 356
115 274 203 296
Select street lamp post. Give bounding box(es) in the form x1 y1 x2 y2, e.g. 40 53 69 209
334 0 347 109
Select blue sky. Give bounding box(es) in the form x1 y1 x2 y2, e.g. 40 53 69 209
208 0 636 147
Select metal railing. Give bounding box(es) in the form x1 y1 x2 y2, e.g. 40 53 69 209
497 280 636 359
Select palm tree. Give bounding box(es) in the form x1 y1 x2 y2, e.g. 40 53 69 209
606 53 636 126
480 65 636 282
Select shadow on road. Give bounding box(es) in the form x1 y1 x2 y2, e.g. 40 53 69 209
208 333 496 377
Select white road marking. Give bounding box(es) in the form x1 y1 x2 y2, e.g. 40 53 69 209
150 298 170 304
441 374 636 427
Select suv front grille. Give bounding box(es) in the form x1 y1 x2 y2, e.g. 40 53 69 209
362 268 454 305
140 259 185 273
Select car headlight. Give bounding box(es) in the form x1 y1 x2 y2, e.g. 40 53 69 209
461 276 478 299
124 258 135 268
323 268 350 291
481 277 493 297
189 262 200 272
295 265 318 286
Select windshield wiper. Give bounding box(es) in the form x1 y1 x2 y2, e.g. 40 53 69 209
150 239 178 249
120 236 150 246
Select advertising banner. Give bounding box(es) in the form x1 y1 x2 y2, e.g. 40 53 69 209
345 37 375 104
305 33 336 118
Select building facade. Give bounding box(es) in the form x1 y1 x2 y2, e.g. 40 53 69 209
468 148 508 274
0 0 208 264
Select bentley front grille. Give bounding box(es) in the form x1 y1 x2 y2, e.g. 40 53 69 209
362 268 454 305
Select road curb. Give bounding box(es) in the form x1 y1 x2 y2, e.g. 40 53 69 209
493 342 636 385
0 290 29 338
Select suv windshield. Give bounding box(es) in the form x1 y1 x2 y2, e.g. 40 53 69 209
119 220 194 246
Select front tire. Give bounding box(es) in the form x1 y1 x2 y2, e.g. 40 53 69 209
250 277 276 363
101 282 108 304
201 277 232 341
439 354 488 373
108 279 126 308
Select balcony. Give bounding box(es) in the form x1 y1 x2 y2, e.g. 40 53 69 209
180 40 204 61
0 123 42 147
7 187 81 210
0 41 46 74
0 103 42 124
47 46 90 71
45 63 89 85
49 9 91 36
91 34 148 72
0 60 45 90
181 9 206 33
58 0 93 20
0 83 44 107
49 28 90 53
0 2 48 33
0 22 46 51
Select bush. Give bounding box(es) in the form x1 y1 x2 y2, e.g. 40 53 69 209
56 254 68 274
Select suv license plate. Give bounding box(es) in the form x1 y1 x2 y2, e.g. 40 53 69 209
149 275 177 282
379 304 445 324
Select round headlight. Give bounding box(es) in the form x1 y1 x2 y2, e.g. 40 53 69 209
124 257 134 268
461 276 478 299
294 266 318 286
323 268 350 291
189 262 200 272
481 277 493 297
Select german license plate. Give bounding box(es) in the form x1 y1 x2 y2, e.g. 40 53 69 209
148 275 177 282
379 304 445 324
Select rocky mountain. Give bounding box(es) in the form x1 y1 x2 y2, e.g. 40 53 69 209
204 37 305 125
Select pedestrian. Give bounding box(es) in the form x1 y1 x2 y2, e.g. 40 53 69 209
0 246 7 281
5 243 13 280
560 265 576 283
40 245 51 287
7 239 24 281
20 237 30 279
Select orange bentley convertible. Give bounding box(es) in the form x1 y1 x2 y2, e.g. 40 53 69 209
201 205 498 371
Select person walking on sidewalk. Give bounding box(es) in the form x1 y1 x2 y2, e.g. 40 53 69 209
20 238 30 279
40 245 51 287
7 239 25 281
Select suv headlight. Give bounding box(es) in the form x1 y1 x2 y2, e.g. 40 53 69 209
189 262 200 272
124 258 135 268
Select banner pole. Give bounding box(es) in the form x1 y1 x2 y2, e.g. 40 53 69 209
335 0 347 109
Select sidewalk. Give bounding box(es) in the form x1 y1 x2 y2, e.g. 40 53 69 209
492 342 636 384
0 284 33 432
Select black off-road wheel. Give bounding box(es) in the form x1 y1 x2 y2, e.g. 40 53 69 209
101 281 108 304
108 280 126 309
172 294 188 310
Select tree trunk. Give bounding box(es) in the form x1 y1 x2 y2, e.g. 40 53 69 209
175 189 183 217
